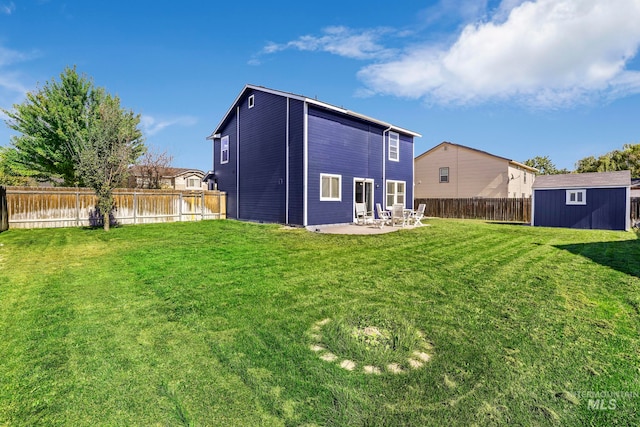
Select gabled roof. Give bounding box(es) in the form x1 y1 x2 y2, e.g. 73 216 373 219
415 141 538 173
208 84 421 139
532 170 631 189
129 166 205 179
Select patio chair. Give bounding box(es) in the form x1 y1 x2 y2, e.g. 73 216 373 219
410 203 426 227
375 203 392 228
391 203 408 227
355 202 373 225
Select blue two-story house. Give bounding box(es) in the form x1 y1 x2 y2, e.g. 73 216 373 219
205 85 421 226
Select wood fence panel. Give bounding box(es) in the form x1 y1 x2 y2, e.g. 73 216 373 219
0 186 8 232
632 198 639 226
416 198 532 223
5 187 226 229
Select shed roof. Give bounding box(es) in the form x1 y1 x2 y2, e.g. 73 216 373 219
532 170 631 189
208 84 421 139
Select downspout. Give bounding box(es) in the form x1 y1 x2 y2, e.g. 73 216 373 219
303 102 309 226
286 98 290 225
382 125 392 208
236 106 240 219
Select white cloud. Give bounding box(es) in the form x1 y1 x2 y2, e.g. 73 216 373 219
0 44 35 109
359 0 640 108
0 2 15 15
141 115 198 136
260 26 397 60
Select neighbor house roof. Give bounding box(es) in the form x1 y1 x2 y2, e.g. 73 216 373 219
129 166 204 178
208 84 421 139
532 170 631 189
415 141 538 173
632 178 640 188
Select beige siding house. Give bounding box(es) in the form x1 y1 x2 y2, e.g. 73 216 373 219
415 142 538 198
128 167 208 190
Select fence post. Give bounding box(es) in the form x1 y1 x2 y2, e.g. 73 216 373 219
133 191 137 225
201 191 205 220
0 186 8 232
179 192 183 222
75 188 80 227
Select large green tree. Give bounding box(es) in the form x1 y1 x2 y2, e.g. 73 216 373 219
523 155 570 175
75 95 144 231
575 143 640 178
1 67 144 186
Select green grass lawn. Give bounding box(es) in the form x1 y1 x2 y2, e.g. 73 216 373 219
0 219 639 426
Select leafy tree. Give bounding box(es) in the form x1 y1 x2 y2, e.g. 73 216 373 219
575 144 640 178
0 147 37 186
523 155 569 175
1 67 144 186
75 96 144 231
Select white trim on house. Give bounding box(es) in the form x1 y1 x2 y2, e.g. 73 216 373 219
566 189 586 205
353 177 374 222
536 185 629 191
303 102 309 226
236 106 240 218
385 179 406 208
220 135 229 164
320 173 342 201
286 98 290 225
209 84 422 138
626 186 631 230
248 94 255 109
388 131 399 162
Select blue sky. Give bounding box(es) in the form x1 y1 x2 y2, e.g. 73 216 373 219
1 0 640 172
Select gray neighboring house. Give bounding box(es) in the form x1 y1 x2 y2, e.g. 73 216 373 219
532 171 631 231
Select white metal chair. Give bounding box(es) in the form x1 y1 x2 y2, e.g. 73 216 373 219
375 203 392 228
391 203 408 227
410 203 426 227
355 202 373 225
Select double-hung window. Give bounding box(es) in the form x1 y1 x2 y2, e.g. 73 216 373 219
320 174 341 201
566 189 586 205
439 167 449 183
388 132 399 161
220 135 229 164
186 178 199 188
386 180 405 207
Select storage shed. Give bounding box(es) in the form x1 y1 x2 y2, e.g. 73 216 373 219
532 171 631 231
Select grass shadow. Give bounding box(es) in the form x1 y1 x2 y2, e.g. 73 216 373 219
555 231 640 278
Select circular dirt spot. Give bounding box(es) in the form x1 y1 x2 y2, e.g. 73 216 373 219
308 312 433 374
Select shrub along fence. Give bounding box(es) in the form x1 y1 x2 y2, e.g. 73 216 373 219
0 186 8 232
415 198 532 223
5 187 226 229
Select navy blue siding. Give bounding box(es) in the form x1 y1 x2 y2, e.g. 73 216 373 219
534 187 627 230
214 115 238 219
288 99 305 225
307 106 410 225
385 132 414 209
238 90 287 223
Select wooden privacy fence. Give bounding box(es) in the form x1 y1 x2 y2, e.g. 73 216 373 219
0 186 8 232
5 187 226 229
632 198 639 225
415 198 532 223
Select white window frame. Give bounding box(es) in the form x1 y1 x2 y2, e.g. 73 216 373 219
388 131 399 162
386 180 405 208
320 173 341 201
248 94 255 109
220 135 229 164
439 167 449 183
186 177 200 189
566 189 586 205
